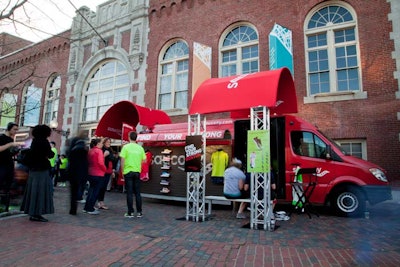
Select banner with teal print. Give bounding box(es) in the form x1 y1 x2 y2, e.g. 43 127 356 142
247 130 270 173
269 23 293 75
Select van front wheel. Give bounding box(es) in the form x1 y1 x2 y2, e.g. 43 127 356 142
331 185 365 217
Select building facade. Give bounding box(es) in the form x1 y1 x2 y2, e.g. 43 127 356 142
1 0 400 182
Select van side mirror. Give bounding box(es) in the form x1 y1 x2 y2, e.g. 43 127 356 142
325 145 332 160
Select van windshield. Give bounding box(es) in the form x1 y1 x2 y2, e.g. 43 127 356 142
317 130 346 155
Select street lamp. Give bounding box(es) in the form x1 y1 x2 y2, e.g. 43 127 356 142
49 120 70 139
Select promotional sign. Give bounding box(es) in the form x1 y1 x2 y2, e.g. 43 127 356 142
184 135 203 172
247 130 270 173
269 23 293 75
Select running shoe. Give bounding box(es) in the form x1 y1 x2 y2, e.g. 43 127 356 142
124 212 134 218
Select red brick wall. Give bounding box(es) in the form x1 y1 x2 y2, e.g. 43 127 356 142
147 0 400 181
0 31 71 147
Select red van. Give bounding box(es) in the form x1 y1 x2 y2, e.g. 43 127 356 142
234 115 392 217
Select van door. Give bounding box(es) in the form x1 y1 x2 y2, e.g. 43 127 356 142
288 130 334 204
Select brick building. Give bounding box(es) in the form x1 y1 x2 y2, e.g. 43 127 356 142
0 31 70 147
0 0 400 184
146 0 400 182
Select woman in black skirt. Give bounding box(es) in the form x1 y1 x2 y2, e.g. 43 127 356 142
21 125 55 222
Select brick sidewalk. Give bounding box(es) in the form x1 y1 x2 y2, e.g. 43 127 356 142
1 187 400 266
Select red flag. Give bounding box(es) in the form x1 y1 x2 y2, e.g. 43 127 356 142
122 123 135 142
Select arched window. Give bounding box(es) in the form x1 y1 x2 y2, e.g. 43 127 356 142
305 3 361 98
43 74 60 125
0 91 18 127
220 24 259 77
158 40 189 110
82 60 130 122
21 83 42 127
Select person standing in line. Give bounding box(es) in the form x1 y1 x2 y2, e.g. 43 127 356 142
120 131 146 218
83 138 106 215
97 137 114 210
66 131 88 215
49 141 58 187
0 122 24 208
20 125 55 222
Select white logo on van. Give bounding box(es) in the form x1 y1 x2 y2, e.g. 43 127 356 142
316 168 330 177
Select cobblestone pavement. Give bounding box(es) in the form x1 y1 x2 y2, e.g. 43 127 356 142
0 187 400 266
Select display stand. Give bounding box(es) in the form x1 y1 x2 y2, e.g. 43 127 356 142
249 106 273 231
160 148 172 194
185 114 207 222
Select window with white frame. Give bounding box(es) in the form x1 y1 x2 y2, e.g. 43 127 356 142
158 40 189 110
82 60 130 122
335 139 366 160
220 24 259 77
21 83 42 127
305 3 361 98
43 75 60 125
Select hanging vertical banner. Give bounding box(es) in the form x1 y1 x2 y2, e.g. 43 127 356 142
192 42 212 98
269 23 294 75
185 135 203 172
247 130 270 173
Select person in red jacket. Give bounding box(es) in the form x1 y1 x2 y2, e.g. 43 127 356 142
83 138 107 215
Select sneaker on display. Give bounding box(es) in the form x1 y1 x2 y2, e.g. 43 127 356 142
160 187 170 194
161 165 171 170
161 149 172 154
160 179 170 186
160 172 170 178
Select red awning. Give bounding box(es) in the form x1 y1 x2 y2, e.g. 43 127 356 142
189 68 297 116
95 101 171 140
137 119 234 142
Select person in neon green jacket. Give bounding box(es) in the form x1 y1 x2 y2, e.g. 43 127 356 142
58 154 69 187
49 141 58 187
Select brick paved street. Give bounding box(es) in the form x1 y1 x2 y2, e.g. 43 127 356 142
1 187 400 266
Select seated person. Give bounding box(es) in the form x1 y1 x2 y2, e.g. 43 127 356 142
223 158 247 218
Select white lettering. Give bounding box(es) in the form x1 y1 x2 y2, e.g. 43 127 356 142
137 134 152 141
227 74 250 89
205 131 223 139
162 133 183 140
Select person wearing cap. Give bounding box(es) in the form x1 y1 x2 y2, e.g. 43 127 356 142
223 158 247 218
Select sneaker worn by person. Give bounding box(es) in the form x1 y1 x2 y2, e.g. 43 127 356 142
137 212 143 218
124 212 134 218
29 215 48 222
236 212 246 219
87 210 100 215
77 199 86 204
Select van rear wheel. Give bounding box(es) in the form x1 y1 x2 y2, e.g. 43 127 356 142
331 185 365 217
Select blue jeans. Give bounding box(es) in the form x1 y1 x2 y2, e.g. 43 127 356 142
124 172 142 214
84 175 102 212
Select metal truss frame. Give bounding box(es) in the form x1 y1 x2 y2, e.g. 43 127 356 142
186 114 207 222
249 106 274 230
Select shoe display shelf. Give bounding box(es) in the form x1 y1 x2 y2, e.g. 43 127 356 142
160 148 171 194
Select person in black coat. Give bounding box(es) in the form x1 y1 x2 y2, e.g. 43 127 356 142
66 130 88 215
20 124 54 222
